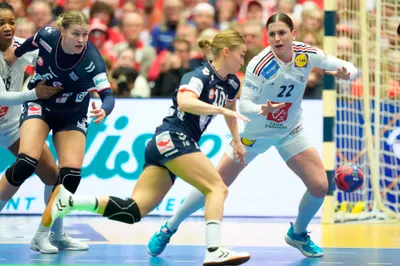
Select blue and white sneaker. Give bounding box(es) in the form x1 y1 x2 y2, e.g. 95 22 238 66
284 222 324 258
147 220 177 256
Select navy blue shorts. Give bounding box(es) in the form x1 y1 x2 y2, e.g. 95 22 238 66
144 130 201 182
20 102 89 136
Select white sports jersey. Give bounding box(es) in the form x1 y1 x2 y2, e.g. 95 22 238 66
0 37 38 135
239 41 357 139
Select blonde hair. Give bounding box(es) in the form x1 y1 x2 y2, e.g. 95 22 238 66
198 29 245 60
56 11 89 30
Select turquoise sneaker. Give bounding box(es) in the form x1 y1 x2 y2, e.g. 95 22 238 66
147 221 177 257
284 222 324 258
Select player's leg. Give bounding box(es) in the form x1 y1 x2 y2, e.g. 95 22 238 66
47 128 89 251
0 128 23 212
148 138 260 257
164 152 250 266
277 127 327 258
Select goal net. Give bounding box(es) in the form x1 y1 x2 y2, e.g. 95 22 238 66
334 0 400 222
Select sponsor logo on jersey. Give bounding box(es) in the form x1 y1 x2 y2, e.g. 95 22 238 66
156 131 176 155
187 77 203 96
228 79 239 90
52 81 62 87
289 125 303 137
92 72 110 90
0 106 9 118
243 80 259 91
77 117 88 133
69 71 79 81
37 56 44 66
261 60 279 79
294 53 308 68
27 103 42 116
39 38 52 53
267 102 292 123
76 91 88 103
202 67 210 75
209 88 216 100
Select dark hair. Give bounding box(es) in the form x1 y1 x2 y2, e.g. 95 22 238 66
0 3 15 13
266 13 294 31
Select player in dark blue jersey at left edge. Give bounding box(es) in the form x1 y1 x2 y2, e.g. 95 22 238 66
3 10 115 253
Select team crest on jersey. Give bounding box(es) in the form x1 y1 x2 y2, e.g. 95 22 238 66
53 81 62 87
209 88 216 100
294 54 308 68
37 56 44 66
202 67 210 76
261 60 279 79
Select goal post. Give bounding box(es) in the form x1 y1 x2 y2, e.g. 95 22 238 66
322 0 400 223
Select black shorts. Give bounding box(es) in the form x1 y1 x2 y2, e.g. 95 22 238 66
144 130 201 182
20 102 89 136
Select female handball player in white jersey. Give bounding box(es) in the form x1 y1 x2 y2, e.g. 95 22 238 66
147 13 358 259
0 3 87 253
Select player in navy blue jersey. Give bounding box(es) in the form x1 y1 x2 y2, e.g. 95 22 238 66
3 10 115 253
41 29 251 266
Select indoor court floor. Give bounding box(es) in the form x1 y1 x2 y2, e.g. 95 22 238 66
0 215 398 266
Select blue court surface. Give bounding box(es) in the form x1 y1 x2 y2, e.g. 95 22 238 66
0 244 399 266
0 216 398 266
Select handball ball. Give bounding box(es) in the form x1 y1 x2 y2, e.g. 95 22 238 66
334 165 364 192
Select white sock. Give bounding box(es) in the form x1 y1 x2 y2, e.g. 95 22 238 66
72 195 99 212
37 185 55 235
0 199 7 212
168 188 205 231
206 220 221 250
294 190 324 234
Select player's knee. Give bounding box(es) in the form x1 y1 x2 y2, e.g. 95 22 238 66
55 167 81 194
208 180 228 199
309 178 329 198
103 196 141 224
5 153 38 186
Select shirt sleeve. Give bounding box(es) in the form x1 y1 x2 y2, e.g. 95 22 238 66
0 78 38 105
310 48 358 80
239 69 263 115
14 36 38 58
178 71 206 97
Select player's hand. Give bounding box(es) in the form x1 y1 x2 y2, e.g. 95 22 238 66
3 47 17 66
325 66 350 80
90 101 106 124
232 139 246 166
222 108 250 122
35 80 63 99
258 100 286 116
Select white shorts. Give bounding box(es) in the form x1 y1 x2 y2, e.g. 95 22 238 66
0 123 20 149
225 123 313 164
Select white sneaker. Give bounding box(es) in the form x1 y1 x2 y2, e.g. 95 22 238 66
30 231 58 254
42 185 72 228
49 230 89 251
203 247 250 266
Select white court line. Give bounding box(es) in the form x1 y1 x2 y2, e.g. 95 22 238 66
0 258 6 261
77 260 102 262
173 260 198 263
367 263 393 265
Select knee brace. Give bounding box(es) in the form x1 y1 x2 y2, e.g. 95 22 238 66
54 167 81 194
103 196 141 224
5 153 38 186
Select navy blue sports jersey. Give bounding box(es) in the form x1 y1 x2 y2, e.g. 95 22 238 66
20 27 111 117
158 61 240 142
